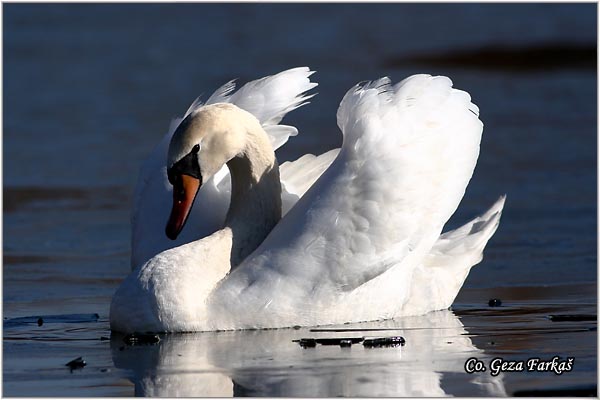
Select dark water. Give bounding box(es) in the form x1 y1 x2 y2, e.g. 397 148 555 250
3 3 597 396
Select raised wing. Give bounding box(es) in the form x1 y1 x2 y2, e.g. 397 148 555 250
131 68 317 269
278 149 340 214
214 74 484 325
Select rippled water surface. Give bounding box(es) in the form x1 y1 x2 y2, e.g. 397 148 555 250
4 3 597 396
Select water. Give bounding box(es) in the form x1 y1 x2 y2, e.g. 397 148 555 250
3 3 597 396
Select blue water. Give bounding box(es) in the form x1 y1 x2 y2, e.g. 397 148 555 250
3 3 597 396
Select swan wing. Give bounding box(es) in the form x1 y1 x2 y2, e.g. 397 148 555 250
227 67 317 148
131 68 317 269
279 149 340 214
215 74 484 326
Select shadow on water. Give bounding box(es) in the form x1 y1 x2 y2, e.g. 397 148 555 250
3 186 129 213
384 42 597 72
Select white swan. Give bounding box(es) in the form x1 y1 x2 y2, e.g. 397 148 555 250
110 67 505 333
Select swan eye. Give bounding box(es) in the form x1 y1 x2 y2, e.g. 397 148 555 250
192 144 200 154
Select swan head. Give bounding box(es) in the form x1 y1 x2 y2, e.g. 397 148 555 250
165 103 256 240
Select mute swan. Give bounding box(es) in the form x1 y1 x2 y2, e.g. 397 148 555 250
110 67 505 333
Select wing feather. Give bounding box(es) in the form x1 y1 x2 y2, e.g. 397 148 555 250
131 68 318 268
215 74 484 324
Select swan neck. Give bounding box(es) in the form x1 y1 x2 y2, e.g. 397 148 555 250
225 127 282 266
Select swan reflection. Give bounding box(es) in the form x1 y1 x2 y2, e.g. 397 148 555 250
111 310 505 397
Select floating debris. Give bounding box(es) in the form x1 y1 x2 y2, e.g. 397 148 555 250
296 338 317 348
488 298 502 307
294 336 404 348
65 357 86 370
363 336 405 348
548 314 597 322
123 333 160 345
295 337 362 347
314 337 363 346
5 313 100 327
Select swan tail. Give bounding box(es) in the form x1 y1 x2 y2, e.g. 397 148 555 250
402 196 506 315
436 195 506 248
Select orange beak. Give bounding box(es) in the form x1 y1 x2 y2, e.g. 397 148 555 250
165 174 201 240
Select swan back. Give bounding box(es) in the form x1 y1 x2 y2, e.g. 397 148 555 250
210 75 484 328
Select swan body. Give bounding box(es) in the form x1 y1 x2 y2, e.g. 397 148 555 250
110 68 505 333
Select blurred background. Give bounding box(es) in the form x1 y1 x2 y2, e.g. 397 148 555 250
3 3 597 396
4 2 596 310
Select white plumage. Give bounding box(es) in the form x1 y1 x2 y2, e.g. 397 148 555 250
130 68 317 269
111 67 505 333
